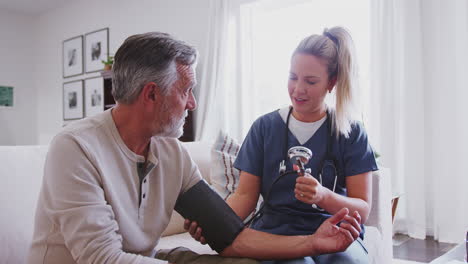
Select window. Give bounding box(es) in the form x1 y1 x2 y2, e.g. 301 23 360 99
239 0 370 136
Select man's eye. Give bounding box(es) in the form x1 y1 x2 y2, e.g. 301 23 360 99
306 81 316 85
289 76 297 80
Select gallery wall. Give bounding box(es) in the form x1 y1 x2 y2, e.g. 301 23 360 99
32 0 212 144
0 10 37 145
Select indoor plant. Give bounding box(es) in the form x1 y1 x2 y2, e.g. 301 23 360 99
102 55 114 71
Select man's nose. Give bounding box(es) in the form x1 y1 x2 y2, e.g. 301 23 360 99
186 92 197 111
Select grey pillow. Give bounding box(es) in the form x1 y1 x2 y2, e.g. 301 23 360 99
156 247 260 264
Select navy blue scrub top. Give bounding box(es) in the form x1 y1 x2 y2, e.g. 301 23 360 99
234 109 378 236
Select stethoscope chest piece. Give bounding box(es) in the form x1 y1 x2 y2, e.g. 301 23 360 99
288 146 312 166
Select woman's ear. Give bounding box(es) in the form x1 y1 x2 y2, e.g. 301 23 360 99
328 77 337 93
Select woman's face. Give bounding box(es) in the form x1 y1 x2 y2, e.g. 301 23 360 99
288 53 334 122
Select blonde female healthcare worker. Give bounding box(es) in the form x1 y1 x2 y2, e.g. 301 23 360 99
187 27 378 263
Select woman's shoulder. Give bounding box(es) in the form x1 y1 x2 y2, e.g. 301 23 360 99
252 108 284 127
336 120 369 146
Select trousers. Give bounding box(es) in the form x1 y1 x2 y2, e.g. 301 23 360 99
260 239 368 264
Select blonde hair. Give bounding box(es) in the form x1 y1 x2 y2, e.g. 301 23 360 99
293 26 358 138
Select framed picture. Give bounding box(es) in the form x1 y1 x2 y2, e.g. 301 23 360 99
84 77 104 117
63 80 84 120
63 35 84 78
0 86 14 108
85 28 109 73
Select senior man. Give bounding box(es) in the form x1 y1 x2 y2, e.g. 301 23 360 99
28 32 362 264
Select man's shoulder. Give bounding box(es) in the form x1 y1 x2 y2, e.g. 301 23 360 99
54 111 111 149
62 111 109 135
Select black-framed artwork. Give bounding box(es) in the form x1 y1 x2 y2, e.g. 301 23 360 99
84 76 104 117
85 28 109 73
0 86 14 107
63 80 84 120
63 36 84 78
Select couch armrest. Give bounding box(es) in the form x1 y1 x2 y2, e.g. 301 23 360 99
0 146 49 264
365 168 393 264
163 141 213 237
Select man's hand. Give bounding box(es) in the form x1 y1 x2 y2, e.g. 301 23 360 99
309 207 361 255
183 219 206 244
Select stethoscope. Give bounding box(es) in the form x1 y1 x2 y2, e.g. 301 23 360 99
279 106 338 211
244 106 339 226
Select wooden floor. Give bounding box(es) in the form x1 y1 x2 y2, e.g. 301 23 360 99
392 234 457 263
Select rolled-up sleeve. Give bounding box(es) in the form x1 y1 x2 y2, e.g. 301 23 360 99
343 123 378 177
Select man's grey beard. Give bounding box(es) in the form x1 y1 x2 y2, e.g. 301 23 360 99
158 111 188 138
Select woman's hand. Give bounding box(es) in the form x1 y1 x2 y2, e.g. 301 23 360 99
183 219 206 244
294 171 326 205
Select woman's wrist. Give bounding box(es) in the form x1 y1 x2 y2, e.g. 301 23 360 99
315 186 331 207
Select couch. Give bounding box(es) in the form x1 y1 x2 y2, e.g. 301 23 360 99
0 139 393 263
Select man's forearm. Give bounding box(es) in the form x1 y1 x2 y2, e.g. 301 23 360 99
220 228 317 260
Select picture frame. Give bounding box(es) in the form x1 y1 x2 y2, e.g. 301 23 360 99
63 35 84 78
85 28 109 73
63 80 84 120
0 86 14 108
84 77 104 117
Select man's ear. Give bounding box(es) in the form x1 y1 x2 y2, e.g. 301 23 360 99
141 82 158 103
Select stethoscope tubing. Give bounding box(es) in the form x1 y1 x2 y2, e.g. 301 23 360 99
282 107 339 210
244 107 339 226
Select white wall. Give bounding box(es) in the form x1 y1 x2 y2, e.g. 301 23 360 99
34 0 212 144
0 11 37 145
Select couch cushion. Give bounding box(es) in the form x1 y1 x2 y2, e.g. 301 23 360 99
160 141 214 238
162 134 243 238
161 210 186 237
0 146 48 264
182 141 213 184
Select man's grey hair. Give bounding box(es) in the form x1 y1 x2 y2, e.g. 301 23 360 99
112 32 198 104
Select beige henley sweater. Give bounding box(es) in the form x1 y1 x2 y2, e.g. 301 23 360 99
28 109 201 264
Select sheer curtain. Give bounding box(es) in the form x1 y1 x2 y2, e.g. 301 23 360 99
197 0 468 243
370 0 468 243
196 0 371 142
194 0 257 142
194 0 229 141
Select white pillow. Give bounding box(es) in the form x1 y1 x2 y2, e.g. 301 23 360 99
210 131 263 223
210 131 241 200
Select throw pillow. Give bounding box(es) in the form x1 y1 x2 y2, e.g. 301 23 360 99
210 131 263 223
210 130 241 200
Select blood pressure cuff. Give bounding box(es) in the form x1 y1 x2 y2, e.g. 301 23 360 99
174 180 244 253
